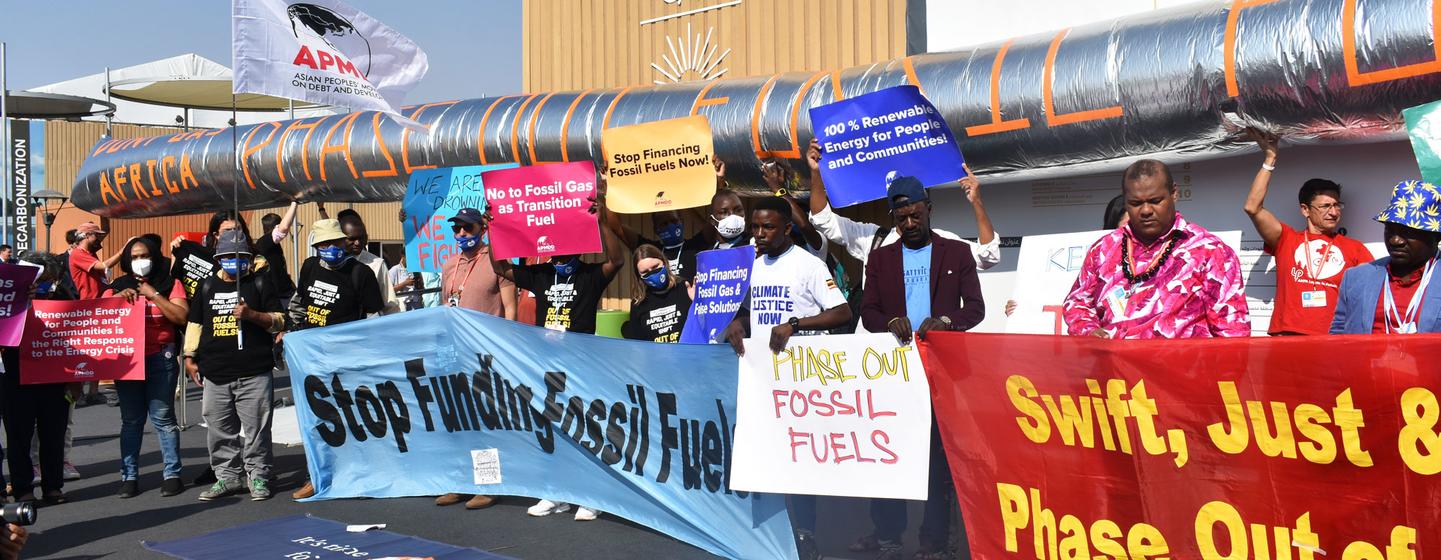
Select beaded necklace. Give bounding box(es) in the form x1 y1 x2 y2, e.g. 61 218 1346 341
1121 232 1179 285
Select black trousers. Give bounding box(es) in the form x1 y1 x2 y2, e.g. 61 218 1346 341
1 350 69 496
871 419 955 546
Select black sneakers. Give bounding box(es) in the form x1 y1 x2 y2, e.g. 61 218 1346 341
118 480 139 499
161 477 184 497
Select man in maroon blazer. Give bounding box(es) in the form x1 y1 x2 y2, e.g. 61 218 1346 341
854 176 984 559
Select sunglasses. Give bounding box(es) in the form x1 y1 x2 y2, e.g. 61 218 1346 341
451 223 479 234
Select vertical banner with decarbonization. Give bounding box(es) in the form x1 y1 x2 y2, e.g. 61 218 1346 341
7 119 33 253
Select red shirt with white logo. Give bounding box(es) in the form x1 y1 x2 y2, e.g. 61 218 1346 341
1264 224 1371 335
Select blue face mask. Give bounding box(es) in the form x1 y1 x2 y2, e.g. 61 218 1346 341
318 245 348 266
553 259 577 277
658 223 684 248
455 234 481 252
642 268 670 290
219 257 250 277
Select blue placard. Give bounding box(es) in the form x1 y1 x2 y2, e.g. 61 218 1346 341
285 307 795 560
402 164 516 273
808 85 965 208
679 245 755 344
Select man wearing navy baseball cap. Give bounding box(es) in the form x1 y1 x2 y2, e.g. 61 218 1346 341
433 207 515 511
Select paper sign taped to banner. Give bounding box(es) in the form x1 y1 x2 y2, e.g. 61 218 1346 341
731 333 931 500
481 162 602 260
402 164 513 272
809 85 965 208
20 297 143 384
602 115 717 213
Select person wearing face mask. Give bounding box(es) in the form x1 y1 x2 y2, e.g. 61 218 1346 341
170 211 254 301
490 194 627 521
103 236 189 498
285 220 383 500
3 253 76 505
622 245 692 343
707 190 751 250
184 230 287 502
333 210 401 315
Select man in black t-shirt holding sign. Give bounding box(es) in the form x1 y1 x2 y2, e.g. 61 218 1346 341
183 230 287 503
492 193 628 334
287 219 384 330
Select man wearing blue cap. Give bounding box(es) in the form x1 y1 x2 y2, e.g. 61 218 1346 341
1331 180 1441 334
853 175 984 560
184 230 287 502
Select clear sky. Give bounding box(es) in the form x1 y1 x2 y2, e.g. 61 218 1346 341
0 0 524 104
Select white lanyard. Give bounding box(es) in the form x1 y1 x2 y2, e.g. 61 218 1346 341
1384 258 1436 334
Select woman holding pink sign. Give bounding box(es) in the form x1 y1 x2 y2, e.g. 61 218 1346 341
105 236 189 499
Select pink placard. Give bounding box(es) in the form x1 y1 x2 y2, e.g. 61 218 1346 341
0 263 40 347
481 161 602 260
20 297 144 384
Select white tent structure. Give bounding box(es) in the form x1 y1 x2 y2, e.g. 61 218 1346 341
29 53 336 128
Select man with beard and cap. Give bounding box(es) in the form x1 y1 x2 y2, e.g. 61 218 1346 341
1063 159 1250 338
720 196 852 560
185 230 287 502
431 207 516 510
1242 131 1371 335
853 176 985 560
1331 180 1441 334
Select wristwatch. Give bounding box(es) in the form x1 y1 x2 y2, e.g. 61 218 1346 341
938 316 953 329
788 317 801 330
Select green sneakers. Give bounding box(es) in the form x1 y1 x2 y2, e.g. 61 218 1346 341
249 478 272 501
197 479 243 501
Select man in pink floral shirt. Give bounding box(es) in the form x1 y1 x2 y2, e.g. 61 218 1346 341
1064 160 1250 339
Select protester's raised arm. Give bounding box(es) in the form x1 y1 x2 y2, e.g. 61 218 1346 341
1241 129 1284 250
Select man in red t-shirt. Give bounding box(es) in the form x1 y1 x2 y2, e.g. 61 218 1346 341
67 222 125 300
1242 131 1371 335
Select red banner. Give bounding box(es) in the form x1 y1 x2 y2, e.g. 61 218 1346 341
20 297 144 384
923 333 1441 559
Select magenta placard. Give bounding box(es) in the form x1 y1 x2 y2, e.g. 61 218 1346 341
480 161 602 260
0 263 40 347
20 297 144 384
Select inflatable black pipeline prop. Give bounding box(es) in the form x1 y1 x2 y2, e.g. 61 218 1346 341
73 0 1441 218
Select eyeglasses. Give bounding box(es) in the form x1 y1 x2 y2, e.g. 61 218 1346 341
451 224 477 234
1309 202 1345 212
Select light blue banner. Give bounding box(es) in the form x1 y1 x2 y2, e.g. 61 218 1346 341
285 307 796 560
680 245 754 344
809 85 965 208
402 164 514 273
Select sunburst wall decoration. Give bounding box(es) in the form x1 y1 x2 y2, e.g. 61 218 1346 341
651 23 731 84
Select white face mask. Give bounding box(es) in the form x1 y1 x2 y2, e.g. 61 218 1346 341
131 258 153 277
714 215 745 240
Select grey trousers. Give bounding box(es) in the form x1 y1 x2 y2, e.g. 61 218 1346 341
202 373 274 482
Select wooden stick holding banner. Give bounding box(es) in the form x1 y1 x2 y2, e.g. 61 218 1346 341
730 332 931 500
601 115 717 214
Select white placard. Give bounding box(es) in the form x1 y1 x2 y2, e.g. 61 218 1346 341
471 448 501 485
730 333 931 500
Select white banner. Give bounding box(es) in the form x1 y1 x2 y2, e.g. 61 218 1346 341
730 333 931 500
233 0 427 117
1005 229 1245 334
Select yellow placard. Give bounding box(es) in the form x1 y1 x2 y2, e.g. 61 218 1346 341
601 115 717 214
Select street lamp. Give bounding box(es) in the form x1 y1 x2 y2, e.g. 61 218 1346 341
30 189 68 254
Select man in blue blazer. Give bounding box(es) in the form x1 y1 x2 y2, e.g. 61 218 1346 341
1331 180 1441 334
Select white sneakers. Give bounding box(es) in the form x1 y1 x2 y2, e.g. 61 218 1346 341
527 499 600 521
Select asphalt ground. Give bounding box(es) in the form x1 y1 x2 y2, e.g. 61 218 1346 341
20 372 961 560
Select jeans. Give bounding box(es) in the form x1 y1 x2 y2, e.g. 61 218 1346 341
203 372 274 482
116 345 183 480
871 419 955 547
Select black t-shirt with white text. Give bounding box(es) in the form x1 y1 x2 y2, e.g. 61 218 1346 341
513 261 612 335
293 257 383 329
187 271 282 382
254 234 296 298
171 240 216 300
623 287 691 343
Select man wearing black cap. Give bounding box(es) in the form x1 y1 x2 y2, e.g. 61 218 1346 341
854 175 985 560
433 207 516 511
184 230 287 503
